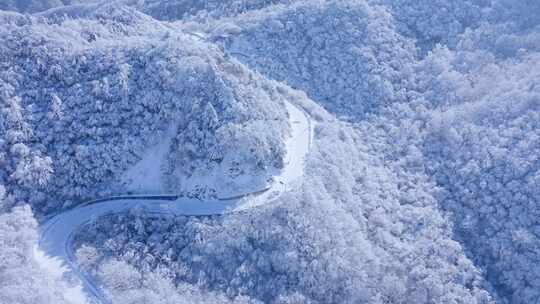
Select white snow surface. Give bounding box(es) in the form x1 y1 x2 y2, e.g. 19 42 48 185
32 246 89 304
119 127 175 194
36 100 312 304
236 101 313 209
119 96 312 200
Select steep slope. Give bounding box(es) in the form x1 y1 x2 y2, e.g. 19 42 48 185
0 8 289 214
199 0 416 119
365 3 540 301
38 98 311 303
73 92 494 304
3 1 540 303
420 52 540 304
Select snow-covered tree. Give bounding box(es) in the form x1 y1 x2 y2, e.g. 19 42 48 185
210 0 417 118
0 205 86 304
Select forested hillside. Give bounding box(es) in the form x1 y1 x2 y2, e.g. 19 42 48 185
1 0 540 303
0 7 288 214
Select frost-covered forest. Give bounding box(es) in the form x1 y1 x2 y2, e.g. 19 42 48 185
1 0 540 303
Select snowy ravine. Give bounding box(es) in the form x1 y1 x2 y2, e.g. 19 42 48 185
36 100 313 304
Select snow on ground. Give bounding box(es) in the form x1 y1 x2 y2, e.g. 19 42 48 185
37 100 312 304
119 127 176 194
118 98 312 201
32 246 89 304
235 101 313 209
39 197 237 304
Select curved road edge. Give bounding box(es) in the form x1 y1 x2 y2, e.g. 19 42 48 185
36 100 313 304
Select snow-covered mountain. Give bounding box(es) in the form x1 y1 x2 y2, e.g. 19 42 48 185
1 7 290 212
204 0 416 119
2 0 540 304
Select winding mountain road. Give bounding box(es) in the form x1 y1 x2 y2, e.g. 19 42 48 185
36 101 313 304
